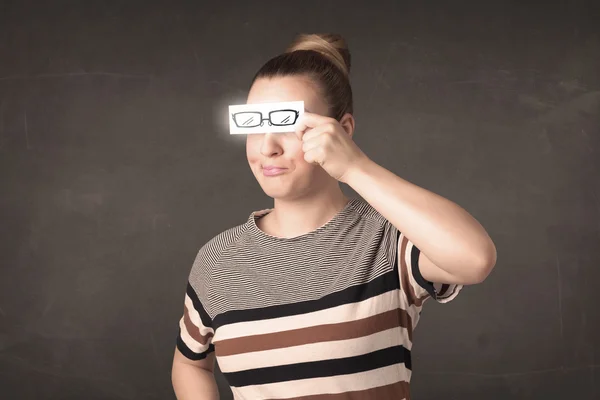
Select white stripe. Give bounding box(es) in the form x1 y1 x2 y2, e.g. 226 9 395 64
396 234 427 326
218 326 409 373
400 233 463 305
179 317 205 353
215 290 399 341
184 294 208 330
437 283 463 303
232 363 411 399
180 295 213 353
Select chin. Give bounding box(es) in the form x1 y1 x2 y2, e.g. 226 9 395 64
257 180 308 201
260 185 295 200
252 167 316 200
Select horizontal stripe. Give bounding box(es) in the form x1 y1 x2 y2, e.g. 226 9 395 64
214 289 400 342
223 345 411 387
231 364 410 399
217 307 412 358
264 380 410 400
183 295 213 344
177 284 216 360
218 326 408 373
438 283 450 296
435 282 463 303
212 269 399 329
409 238 435 299
398 233 429 308
397 231 463 307
178 317 202 351
176 328 214 360
186 282 213 329
177 196 462 397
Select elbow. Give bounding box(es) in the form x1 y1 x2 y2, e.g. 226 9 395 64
466 263 494 285
468 245 497 284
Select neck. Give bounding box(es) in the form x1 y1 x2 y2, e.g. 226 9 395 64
267 185 350 238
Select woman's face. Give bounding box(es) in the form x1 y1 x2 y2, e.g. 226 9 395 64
246 75 333 201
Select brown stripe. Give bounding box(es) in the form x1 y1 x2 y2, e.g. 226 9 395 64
183 304 213 345
217 308 412 357
398 307 413 342
399 235 429 307
264 380 410 400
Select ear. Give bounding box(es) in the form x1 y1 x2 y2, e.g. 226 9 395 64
339 113 356 138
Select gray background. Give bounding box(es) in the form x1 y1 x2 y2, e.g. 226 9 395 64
1 1 599 399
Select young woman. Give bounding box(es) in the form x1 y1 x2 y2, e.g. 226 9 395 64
171 33 497 400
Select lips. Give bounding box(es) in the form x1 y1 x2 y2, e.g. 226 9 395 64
262 165 287 176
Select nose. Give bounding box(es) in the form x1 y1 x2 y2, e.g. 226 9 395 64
259 133 283 157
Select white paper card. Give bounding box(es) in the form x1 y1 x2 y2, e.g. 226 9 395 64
229 101 304 134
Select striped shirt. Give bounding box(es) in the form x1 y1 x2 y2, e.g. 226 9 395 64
176 197 462 399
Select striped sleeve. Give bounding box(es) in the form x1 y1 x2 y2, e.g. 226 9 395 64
176 282 215 360
395 229 463 305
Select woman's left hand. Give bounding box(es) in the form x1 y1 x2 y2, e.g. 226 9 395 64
295 112 369 183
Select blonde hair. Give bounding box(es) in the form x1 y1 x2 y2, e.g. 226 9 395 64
251 33 353 121
285 33 351 77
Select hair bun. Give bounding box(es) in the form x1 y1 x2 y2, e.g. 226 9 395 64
285 33 351 77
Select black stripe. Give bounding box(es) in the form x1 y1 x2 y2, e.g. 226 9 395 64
223 345 411 387
438 284 457 299
176 328 215 360
394 231 437 299
439 283 450 296
410 244 436 299
187 282 213 328
212 268 399 329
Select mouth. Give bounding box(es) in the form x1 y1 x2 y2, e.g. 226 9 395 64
262 165 288 176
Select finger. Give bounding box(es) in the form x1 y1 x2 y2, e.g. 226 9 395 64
301 136 321 153
303 148 322 165
295 112 333 138
301 124 328 142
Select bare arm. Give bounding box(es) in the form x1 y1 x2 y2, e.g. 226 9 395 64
345 157 496 285
171 347 219 400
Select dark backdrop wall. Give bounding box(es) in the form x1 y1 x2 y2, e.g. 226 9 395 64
1 1 599 399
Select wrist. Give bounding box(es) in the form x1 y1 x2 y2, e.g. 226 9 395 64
342 155 373 185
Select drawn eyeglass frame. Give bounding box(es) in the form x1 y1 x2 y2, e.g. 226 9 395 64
232 109 300 128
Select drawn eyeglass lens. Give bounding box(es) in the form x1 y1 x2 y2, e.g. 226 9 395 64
234 112 262 127
269 110 296 126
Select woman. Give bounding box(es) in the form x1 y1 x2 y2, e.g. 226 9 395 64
171 33 496 400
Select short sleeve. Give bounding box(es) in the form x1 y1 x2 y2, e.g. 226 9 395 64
176 282 215 360
393 228 463 306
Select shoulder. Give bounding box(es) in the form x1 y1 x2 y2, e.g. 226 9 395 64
188 221 249 284
345 197 398 259
347 197 392 229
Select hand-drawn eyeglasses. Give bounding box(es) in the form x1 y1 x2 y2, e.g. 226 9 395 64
231 109 300 128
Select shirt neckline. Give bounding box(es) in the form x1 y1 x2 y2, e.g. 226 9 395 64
248 197 359 242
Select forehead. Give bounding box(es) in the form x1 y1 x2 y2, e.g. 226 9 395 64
247 76 324 112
